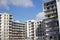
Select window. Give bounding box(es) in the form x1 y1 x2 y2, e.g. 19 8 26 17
4 14 6 16
50 36 52 39
4 17 6 19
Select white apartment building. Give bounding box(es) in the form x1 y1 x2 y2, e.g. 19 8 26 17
26 20 45 40
26 20 37 40
56 0 60 33
0 13 26 40
0 13 13 40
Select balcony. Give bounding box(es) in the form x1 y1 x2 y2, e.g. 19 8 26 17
46 15 57 19
45 10 57 15
45 27 59 32
48 15 57 18
45 20 52 23
45 18 58 23
9 28 12 30
44 0 56 7
45 23 58 29
44 3 57 12
10 15 13 17
44 3 56 9
46 31 59 36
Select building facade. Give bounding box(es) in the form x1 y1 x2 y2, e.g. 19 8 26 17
12 22 25 40
0 13 26 40
26 20 45 40
36 20 45 40
19 23 25 40
0 13 13 40
43 0 60 40
26 20 36 40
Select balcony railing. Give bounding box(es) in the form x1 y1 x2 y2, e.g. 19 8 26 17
45 18 58 23
45 11 57 15
46 31 59 36
45 27 59 32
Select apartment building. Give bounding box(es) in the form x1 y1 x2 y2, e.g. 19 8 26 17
26 20 45 40
19 22 25 40
43 0 60 40
26 20 36 40
12 21 25 40
12 22 20 40
0 13 13 40
36 20 45 40
0 13 26 40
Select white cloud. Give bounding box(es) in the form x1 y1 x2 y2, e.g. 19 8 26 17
15 20 22 23
10 0 34 7
0 0 9 9
36 12 46 20
0 0 34 10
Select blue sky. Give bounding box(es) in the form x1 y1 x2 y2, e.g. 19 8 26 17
0 0 44 22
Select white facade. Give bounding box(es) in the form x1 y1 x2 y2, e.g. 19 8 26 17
26 20 37 40
0 13 13 40
56 0 60 33
26 20 44 40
